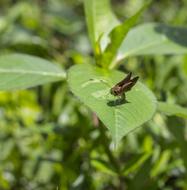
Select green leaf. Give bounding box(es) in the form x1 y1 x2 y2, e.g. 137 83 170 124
0 54 65 90
91 159 117 176
68 63 156 145
102 2 149 69
128 158 155 189
158 102 187 118
167 117 187 169
117 23 187 63
84 0 119 52
151 150 172 177
122 152 152 176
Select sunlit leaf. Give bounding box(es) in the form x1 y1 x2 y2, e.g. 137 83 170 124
68 63 156 145
117 23 187 62
91 159 117 176
84 0 119 52
0 54 65 90
151 150 172 177
102 2 149 68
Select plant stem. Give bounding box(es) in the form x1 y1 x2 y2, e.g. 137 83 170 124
99 124 120 172
98 124 127 189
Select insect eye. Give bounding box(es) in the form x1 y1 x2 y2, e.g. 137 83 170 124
114 90 118 95
110 89 116 95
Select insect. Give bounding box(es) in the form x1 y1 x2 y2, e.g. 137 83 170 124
110 72 139 99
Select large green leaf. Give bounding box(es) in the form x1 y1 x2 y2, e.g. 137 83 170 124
84 0 119 52
68 63 156 145
116 23 187 63
158 102 187 118
0 54 65 90
102 3 149 68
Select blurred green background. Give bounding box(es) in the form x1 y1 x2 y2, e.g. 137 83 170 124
0 0 187 189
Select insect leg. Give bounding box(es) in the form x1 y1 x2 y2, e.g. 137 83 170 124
121 93 126 100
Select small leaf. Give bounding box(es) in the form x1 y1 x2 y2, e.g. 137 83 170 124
91 159 117 176
151 150 172 177
122 152 152 176
158 102 187 118
84 0 119 52
102 2 150 68
117 23 187 62
68 64 156 145
0 54 65 90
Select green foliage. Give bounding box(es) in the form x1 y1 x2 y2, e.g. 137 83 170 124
0 54 65 90
84 0 119 52
118 23 187 62
0 0 187 189
101 2 150 68
158 102 187 118
68 0 187 144
68 63 156 145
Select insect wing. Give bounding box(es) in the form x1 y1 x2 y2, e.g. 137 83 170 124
116 72 132 87
122 76 139 92
131 76 139 84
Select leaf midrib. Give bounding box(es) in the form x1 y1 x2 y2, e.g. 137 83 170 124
0 68 65 78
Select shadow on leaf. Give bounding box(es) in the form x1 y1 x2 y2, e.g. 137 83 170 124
107 98 130 107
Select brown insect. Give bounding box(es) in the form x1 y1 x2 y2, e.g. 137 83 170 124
110 72 139 98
